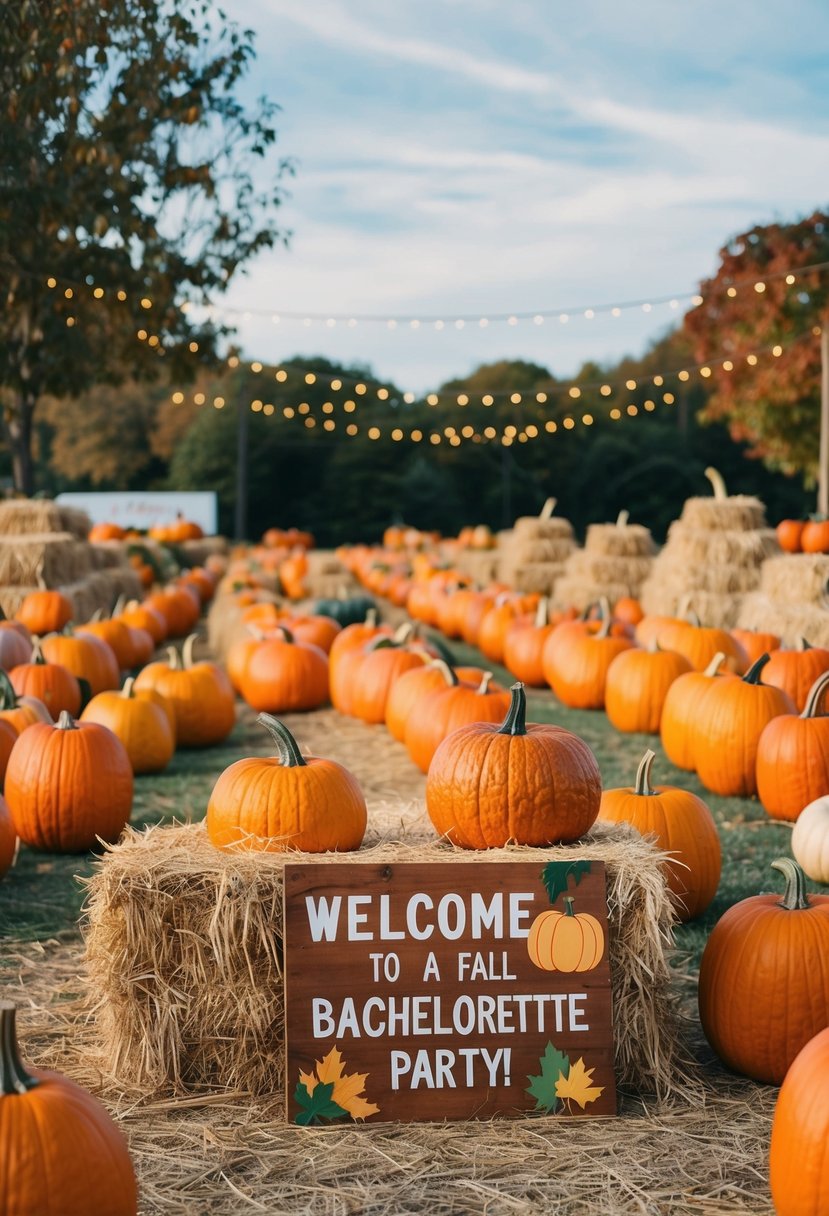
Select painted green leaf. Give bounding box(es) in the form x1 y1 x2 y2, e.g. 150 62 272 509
526 1041 570 1113
540 860 592 906
293 1080 348 1126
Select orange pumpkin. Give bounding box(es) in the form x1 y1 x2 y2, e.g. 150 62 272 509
15 589 73 636
81 677 175 774
0 1002 138 1215
425 682 602 848
0 670 52 734
801 519 829 554
88 521 127 542
0 718 19 788
238 627 329 714
41 626 120 696
460 592 497 646
286 613 341 654
604 641 693 734
756 670 829 822
119 600 168 644
527 895 605 973
350 636 427 724
545 616 634 710
613 596 644 627
145 586 201 637
0 794 16 877
77 616 139 671
599 750 721 921
729 627 781 666
698 858 829 1083
763 638 829 712
694 654 795 796
404 670 510 774
10 639 81 718
134 634 235 746
769 1026 829 1216
477 599 522 665
503 599 557 688
384 660 482 743
5 711 133 852
776 519 805 553
657 613 748 674
659 653 736 771
207 713 367 852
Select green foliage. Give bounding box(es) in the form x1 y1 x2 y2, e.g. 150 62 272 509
0 0 290 491
526 1042 570 1114
540 861 592 906
293 1081 348 1126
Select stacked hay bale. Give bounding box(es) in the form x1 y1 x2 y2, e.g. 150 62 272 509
496 498 576 595
453 547 500 584
0 501 141 620
304 550 360 599
639 469 779 628
738 554 829 646
553 511 655 610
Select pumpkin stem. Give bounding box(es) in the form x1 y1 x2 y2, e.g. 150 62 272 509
90 608 105 623
0 672 16 710
646 636 660 654
742 653 771 685
633 749 657 796
677 593 693 619
56 711 77 731
796 637 812 652
539 497 557 520
365 608 378 628
704 466 727 500
392 622 414 645
275 624 295 644
113 595 127 617
597 595 611 622
534 598 549 628
30 637 45 665
498 683 527 736
477 672 494 694
563 896 576 918
801 670 829 719
258 713 306 767
703 652 727 677
685 609 702 628
771 858 810 911
122 677 136 700
615 509 629 528
166 645 181 669
0 1003 39 1095
596 615 613 640
182 634 198 668
431 660 458 687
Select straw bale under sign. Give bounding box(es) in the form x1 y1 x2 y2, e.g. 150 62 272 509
82 818 691 1104
0 499 91 538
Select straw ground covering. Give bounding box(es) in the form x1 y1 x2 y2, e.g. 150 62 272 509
0 635 814 1214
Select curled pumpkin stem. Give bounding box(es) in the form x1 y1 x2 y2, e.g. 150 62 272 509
258 713 306 767
633 749 657 796
498 683 527 736
771 857 810 911
0 1003 39 1095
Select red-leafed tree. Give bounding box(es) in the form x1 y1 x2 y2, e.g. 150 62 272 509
684 211 829 487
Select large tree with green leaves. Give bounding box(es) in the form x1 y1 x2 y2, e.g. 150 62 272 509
684 211 829 483
0 0 290 493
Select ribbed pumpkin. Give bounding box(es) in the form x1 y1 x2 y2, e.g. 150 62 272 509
426 682 602 848
15 589 73 636
599 750 721 921
0 719 18 789
477 598 522 665
226 628 266 694
604 641 693 734
350 635 427 724
10 640 81 718
0 671 52 734
384 660 482 743
763 638 829 712
207 713 366 852
76 616 136 671
545 616 634 710
792 796 829 885
119 599 168 644
145 586 201 637
0 795 16 878
694 654 795 797
81 677 175 774
285 613 341 654
659 653 735 771
658 614 748 674
769 1026 829 1216
405 670 510 774
41 626 120 696
729 627 781 666
460 591 497 646
135 634 235 746
755 670 829 822
328 613 391 713
0 1001 138 1215
238 627 329 715
503 599 557 688
633 596 693 649
698 858 829 1083
5 711 133 852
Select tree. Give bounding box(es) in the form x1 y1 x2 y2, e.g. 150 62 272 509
684 211 829 482
0 0 290 492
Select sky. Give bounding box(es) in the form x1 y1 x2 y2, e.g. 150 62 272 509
213 0 829 394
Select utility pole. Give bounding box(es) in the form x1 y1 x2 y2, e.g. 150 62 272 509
234 398 249 541
820 325 829 517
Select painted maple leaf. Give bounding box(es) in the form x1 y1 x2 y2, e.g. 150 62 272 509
305 1046 380 1120
525 1041 570 1113
555 1057 605 1110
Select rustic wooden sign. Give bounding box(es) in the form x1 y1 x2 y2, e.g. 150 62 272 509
283 859 616 1124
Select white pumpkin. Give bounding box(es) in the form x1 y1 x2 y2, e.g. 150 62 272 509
791 796 829 885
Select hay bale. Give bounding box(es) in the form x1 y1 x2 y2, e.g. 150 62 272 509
0 569 144 622
0 533 96 587
564 553 654 587
512 498 574 542
644 560 761 596
639 581 740 628
83 818 689 1104
584 519 655 559
178 536 229 565
553 578 636 613
502 538 575 565
504 562 569 595
664 525 779 568
759 553 829 604
679 496 767 532
0 499 91 539
454 550 500 584
737 592 829 648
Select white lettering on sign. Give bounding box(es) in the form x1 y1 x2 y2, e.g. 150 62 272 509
310 994 590 1040
390 1047 512 1090
304 891 538 943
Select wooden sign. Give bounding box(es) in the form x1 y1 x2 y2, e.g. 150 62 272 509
284 859 616 1124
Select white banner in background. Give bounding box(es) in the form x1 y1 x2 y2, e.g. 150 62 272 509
56 491 218 534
